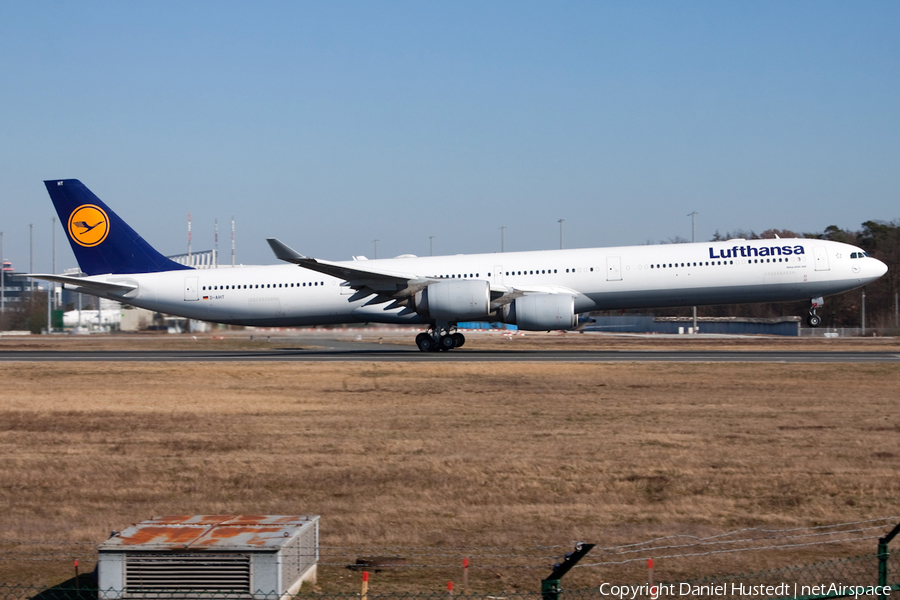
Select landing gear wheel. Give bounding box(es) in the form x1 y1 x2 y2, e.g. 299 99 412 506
416 333 436 352
439 335 456 351
452 333 466 348
807 314 821 327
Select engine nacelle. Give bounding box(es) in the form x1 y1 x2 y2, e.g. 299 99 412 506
414 280 491 320
505 293 576 331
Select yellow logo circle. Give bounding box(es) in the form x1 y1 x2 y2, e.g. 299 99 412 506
68 205 110 247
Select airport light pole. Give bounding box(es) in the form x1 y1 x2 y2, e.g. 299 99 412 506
689 212 699 334
558 219 564 250
47 220 52 333
52 217 56 307
1 230 5 316
862 288 866 336
29 223 34 292
373 239 379 260
429 236 434 257
500 226 506 253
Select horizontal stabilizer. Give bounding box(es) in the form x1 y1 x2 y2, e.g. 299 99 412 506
26 274 137 294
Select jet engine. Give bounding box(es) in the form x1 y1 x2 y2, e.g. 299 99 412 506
414 280 491 320
505 293 576 331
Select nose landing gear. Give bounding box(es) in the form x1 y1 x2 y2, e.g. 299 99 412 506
807 296 824 328
416 324 466 352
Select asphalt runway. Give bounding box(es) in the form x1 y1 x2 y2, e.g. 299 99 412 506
1 341 898 363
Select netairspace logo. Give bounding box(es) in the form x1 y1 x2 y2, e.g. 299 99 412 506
598 582 892 599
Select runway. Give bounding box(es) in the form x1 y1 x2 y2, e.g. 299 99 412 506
1 344 898 363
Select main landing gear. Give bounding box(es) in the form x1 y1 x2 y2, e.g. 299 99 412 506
807 296 824 328
415 324 466 352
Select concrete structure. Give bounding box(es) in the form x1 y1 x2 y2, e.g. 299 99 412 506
98 515 319 599
583 315 802 336
168 249 218 269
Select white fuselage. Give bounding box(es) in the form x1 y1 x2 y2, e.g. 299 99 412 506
74 239 887 328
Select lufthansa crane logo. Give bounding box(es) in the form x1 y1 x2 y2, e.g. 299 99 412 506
68 204 110 247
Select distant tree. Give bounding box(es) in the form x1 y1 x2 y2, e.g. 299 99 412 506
2 291 47 333
664 235 690 244
759 229 801 239
822 225 856 244
712 229 758 241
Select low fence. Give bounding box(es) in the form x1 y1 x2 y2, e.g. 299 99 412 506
2 550 895 600
3 522 898 600
649 552 897 599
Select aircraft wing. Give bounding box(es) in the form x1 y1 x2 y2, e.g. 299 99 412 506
267 238 433 300
26 274 137 294
267 238 573 311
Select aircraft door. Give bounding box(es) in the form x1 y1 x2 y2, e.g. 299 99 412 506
813 246 830 271
606 256 622 281
184 276 199 301
493 265 504 286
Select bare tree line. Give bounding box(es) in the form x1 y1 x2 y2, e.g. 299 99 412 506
658 220 900 329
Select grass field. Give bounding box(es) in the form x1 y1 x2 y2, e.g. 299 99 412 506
1 335 899 592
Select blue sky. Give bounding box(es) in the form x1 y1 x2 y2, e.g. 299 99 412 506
2 1 898 272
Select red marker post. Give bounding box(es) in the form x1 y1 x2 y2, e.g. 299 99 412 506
74 560 80 590
447 580 454 598
462 557 469 593
361 571 369 600
648 558 654 588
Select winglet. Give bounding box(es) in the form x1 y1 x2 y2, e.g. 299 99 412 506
267 238 310 264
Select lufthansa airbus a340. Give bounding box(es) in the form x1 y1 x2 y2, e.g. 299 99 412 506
29 180 888 351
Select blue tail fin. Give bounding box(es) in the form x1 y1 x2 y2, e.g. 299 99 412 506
44 179 192 275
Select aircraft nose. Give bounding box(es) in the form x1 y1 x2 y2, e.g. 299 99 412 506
873 258 888 278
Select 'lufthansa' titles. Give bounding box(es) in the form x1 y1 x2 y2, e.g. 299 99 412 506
708 245 804 259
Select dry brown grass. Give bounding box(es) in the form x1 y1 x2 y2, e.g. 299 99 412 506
1 355 899 592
